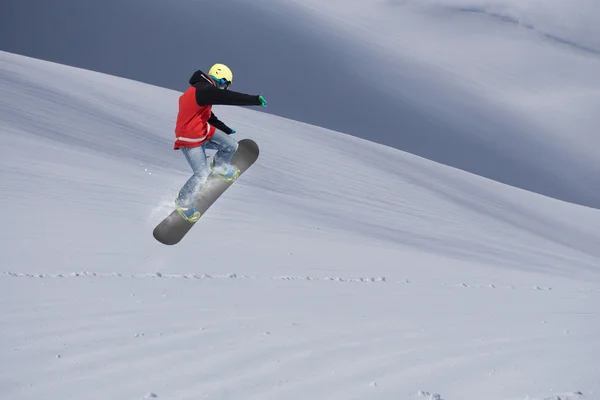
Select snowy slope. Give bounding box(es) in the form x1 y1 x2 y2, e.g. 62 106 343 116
3 0 600 209
1 51 600 400
258 0 600 208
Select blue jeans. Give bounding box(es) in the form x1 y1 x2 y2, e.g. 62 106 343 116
176 130 238 208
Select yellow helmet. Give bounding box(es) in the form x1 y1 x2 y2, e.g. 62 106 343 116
208 63 233 86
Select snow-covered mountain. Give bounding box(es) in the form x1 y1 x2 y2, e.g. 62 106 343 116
273 0 600 209
3 0 600 209
1 49 599 400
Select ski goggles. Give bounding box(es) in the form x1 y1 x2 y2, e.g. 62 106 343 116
213 77 231 90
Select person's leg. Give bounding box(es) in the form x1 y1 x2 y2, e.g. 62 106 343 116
205 130 239 177
176 145 210 212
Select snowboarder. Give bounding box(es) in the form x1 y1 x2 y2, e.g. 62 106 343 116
172 63 267 222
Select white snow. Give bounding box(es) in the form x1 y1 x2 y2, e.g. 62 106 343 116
1 20 600 400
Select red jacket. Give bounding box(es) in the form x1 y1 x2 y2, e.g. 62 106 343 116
173 71 263 150
174 84 215 149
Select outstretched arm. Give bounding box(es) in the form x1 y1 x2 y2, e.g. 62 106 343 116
195 85 263 107
208 112 234 134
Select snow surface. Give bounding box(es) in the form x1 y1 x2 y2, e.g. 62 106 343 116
1 49 600 400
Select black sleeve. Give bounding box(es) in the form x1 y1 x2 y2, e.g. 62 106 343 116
195 85 263 107
208 112 233 134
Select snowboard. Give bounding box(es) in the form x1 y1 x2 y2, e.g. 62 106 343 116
152 138 259 245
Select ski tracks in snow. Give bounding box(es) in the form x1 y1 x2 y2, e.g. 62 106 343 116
2 271 598 294
2 270 597 400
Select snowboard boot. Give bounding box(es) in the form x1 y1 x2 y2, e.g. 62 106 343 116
210 159 240 182
175 201 201 223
